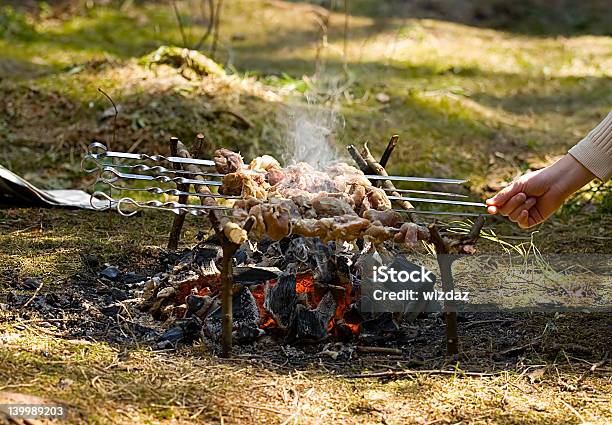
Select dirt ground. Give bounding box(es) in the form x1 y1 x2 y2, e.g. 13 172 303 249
1 1 611 424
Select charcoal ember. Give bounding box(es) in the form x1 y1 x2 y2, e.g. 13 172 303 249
176 245 221 275
263 273 300 329
156 317 202 349
122 271 146 285
141 277 160 300
204 286 260 341
233 248 249 266
305 239 334 284
100 265 120 281
185 294 215 319
287 291 336 343
233 324 264 344
285 237 309 263
156 286 176 299
83 253 100 268
233 266 280 284
333 321 357 342
361 312 399 335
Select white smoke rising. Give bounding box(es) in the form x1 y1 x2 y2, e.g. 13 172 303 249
280 104 342 170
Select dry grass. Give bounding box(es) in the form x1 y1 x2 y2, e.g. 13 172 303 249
1 322 611 424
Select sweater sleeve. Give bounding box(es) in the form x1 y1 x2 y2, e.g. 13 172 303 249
568 111 612 181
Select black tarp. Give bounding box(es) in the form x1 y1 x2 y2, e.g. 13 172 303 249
0 164 110 210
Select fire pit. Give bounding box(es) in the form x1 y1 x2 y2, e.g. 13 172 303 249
84 135 487 356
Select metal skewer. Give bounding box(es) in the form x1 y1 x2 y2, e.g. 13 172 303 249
101 181 241 200
387 195 486 208
99 167 223 187
86 143 467 186
86 142 216 167
364 175 467 185
84 161 225 178
383 188 469 198
393 209 484 217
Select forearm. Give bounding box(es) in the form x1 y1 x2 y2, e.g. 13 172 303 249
552 154 596 199
568 111 612 181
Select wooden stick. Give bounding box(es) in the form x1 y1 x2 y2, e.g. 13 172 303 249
429 222 458 356
210 212 255 357
173 138 240 357
167 137 190 250
463 215 486 245
361 144 415 221
343 369 497 379
357 346 402 355
174 140 218 207
347 144 371 173
379 135 398 168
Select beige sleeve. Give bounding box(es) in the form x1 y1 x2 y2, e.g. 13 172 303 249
568 111 612 181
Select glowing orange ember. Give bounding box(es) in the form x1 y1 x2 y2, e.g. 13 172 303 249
177 275 220 303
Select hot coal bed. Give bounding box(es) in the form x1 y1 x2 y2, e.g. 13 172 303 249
143 235 402 349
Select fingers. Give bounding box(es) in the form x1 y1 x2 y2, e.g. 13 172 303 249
498 192 527 216
517 210 529 229
508 197 536 221
486 180 523 210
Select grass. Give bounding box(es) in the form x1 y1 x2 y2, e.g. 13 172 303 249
1 1 611 423
1 319 611 424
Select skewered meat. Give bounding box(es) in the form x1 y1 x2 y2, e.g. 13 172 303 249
234 196 262 211
326 215 370 242
249 155 280 172
311 193 356 217
214 148 244 174
262 204 291 241
275 163 338 194
325 163 371 191
366 187 392 211
221 171 270 199
349 184 366 210
248 204 266 240
267 167 285 186
292 215 370 242
210 148 434 247
363 209 403 227
394 222 420 247
364 222 391 245
247 200 297 241
292 218 322 239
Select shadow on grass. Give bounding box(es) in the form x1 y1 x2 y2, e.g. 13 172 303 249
291 0 612 37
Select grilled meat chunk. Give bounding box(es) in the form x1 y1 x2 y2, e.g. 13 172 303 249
363 209 404 227
214 148 244 174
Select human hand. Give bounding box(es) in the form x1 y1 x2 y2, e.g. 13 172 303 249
486 155 595 229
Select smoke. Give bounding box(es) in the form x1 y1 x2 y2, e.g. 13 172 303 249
280 104 341 169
